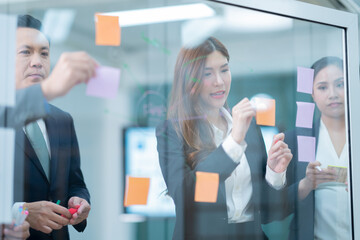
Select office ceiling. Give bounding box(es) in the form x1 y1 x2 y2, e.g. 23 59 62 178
0 0 356 82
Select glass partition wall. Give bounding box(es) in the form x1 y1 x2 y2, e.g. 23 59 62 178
0 0 359 239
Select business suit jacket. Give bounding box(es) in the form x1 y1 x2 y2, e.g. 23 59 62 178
14 104 90 240
0 84 47 129
283 119 320 240
156 119 288 240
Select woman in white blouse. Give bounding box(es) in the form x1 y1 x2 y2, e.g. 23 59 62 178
156 37 292 240
285 56 349 240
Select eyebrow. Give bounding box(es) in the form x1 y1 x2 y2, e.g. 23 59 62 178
334 77 344 82
204 63 229 70
315 77 344 85
18 45 49 51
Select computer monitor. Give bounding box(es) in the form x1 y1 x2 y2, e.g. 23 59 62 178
123 127 175 217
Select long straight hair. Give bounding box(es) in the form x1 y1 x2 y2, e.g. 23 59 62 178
168 37 230 169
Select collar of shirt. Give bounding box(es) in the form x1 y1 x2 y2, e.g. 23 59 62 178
212 107 233 146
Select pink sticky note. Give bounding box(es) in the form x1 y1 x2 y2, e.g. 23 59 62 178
297 136 316 162
297 67 314 94
86 66 121 99
296 102 315 128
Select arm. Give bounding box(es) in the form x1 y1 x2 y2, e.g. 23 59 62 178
156 121 238 207
0 84 48 129
0 51 97 129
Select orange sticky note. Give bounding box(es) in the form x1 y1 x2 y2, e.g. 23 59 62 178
124 176 150 206
255 98 275 126
95 14 121 46
194 171 219 203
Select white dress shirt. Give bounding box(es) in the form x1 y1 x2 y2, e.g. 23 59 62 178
214 108 286 223
314 120 350 240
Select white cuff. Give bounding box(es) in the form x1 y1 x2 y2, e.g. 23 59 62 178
265 165 286 190
222 135 247 164
12 202 25 220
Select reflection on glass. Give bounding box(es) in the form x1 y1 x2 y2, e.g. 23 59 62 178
156 37 292 239
285 57 350 240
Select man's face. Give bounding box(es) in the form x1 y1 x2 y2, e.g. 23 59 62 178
15 27 50 89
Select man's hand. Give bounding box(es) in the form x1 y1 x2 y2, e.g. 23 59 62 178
3 221 30 240
23 201 72 234
68 197 91 225
41 51 98 101
267 133 293 173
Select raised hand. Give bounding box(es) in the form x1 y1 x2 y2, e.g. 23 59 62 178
267 133 293 173
231 98 256 144
41 52 98 101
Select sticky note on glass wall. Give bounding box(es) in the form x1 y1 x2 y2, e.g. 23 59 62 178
86 66 121 99
194 171 219 203
95 14 121 46
296 102 315 128
297 136 316 162
297 67 314 94
124 176 150 206
255 98 275 126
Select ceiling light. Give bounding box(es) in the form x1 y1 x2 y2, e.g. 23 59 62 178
99 3 215 27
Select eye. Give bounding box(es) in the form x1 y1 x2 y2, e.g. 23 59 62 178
19 50 30 55
204 72 212 77
221 68 229 73
317 86 327 91
41 52 49 57
336 81 344 88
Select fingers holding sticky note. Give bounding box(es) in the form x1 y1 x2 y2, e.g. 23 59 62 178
95 14 121 46
254 98 276 126
194 171 219 203
124 176 150 207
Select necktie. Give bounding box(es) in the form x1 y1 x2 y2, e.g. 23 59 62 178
25 121 50 180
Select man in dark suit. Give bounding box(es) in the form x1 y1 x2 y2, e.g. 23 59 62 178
12 14 96 240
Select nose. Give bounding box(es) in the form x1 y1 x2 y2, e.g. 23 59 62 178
213 72 224 86
328 85 338 100
29 53 43 69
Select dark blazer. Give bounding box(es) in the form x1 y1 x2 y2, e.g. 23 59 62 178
283 119 320 240
156 119 287 240
14 104 90 240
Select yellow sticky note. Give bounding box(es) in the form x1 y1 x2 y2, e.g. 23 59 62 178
124 176 150 206
256 98 275 126
194 171 219 203
95 14 121 46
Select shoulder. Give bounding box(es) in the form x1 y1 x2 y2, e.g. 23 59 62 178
156 119 184 145
47 104 73 122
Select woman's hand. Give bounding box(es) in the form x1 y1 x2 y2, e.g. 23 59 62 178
267 133 292 173
231 98 256 144
298 161 337 200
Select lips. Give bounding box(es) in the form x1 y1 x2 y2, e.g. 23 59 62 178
26 73 44 81
328 102 342 107
210 90 225 99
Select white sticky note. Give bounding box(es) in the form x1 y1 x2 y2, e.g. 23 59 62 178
0 128 15 223
0 14 16 107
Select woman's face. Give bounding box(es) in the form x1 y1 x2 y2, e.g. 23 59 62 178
312 64 345 119
198 50 231 112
